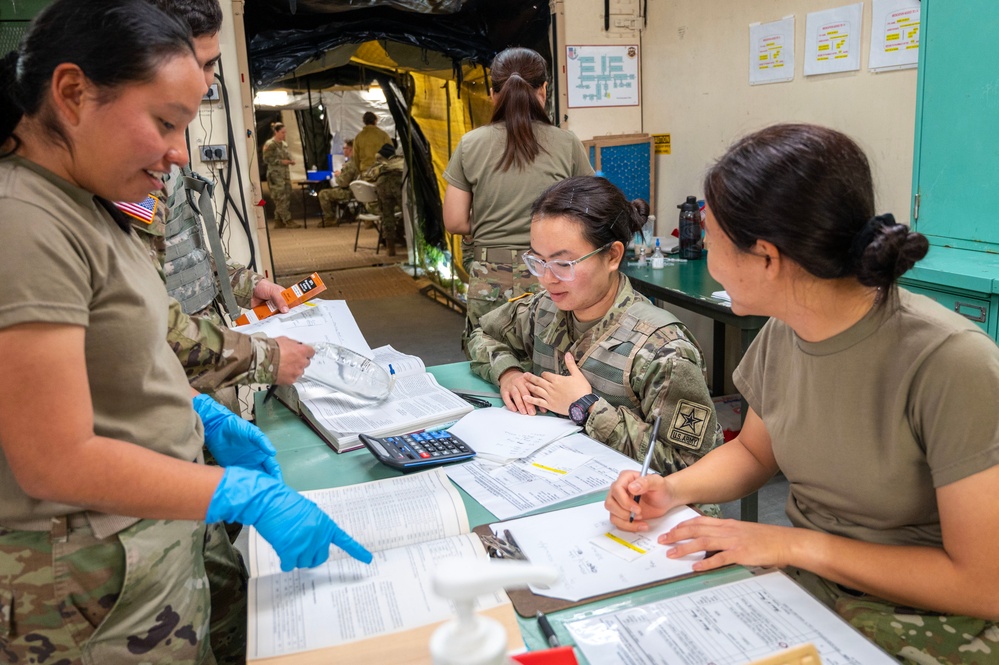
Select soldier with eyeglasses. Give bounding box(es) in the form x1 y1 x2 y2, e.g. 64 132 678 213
467 176 723 478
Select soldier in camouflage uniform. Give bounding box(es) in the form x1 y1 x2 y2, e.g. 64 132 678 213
365 143 406 256
468 177 723 476
318 139 360 227
262 122 300 228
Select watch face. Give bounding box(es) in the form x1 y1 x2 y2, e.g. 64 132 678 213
569 403 585 424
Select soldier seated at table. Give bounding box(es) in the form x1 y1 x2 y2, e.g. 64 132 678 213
318 139 362 228
365 143 406 256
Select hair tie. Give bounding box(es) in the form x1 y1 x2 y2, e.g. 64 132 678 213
849 213 896 263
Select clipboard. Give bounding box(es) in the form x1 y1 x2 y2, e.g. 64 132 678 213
471 524 712 617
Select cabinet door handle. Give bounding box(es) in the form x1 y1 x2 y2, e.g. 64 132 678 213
954 301 987 323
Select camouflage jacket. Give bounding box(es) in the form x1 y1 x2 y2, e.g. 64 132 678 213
125 189 279 389
468 275 723 474
363 154 404 182
262 138 291 178
335 158 361 188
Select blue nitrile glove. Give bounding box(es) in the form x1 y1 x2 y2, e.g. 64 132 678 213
206 466 373 570
193 393 282 481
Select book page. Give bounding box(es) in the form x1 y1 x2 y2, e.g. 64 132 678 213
493 502 704 602
303 373 470 439
236 300 372 356
372 344 426 377
446 433 641 520
248 533 508 660
566 571 896 664
249 468 469 578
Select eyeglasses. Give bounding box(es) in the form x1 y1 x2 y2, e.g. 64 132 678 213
522 242 613 281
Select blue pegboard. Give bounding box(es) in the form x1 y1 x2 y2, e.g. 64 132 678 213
598 142 651 204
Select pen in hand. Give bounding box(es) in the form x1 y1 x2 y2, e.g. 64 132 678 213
630 415 661 523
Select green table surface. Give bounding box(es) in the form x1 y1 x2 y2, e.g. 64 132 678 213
254 361 752 658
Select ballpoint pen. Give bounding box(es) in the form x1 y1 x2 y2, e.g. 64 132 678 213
536 611 560 648
630 415 661 523
452 391 492 408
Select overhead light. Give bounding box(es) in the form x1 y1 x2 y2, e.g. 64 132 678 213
253 90 292 106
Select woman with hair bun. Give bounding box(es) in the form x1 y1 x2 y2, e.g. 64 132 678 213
444 46 593 351
262 120 299 228
468 176 722 474
605 124 999 663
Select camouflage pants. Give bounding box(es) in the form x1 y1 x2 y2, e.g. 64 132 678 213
463 258 541 355
375 172 404 238
787 567 999 664
0 517 246 664
266 171 292 223
317 188 354 222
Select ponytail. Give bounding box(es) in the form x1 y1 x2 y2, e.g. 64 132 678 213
0 51 22 152
488 47 551 171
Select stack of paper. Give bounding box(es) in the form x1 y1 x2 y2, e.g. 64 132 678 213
447 407 580 463
235 299 373 356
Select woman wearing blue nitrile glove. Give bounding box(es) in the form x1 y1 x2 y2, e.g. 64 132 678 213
194 393 283 481
0 3 370 663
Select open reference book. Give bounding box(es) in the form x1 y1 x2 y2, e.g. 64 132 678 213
275 345 472 452
247 469 515 661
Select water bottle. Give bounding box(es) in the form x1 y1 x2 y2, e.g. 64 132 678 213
651 238 665 269
678 195 703 260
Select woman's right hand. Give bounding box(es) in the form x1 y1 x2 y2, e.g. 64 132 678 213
498 369 537 415
605 470 677 532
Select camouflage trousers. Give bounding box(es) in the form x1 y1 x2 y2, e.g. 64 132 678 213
375 172 404 238
266 171 292 224
788 567 999 664
463 257 541 355
0 518 247 665
317 188 354 223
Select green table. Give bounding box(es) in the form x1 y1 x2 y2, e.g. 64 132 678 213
255 361 752 659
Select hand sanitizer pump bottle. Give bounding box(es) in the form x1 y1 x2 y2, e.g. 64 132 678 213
430 559 559 665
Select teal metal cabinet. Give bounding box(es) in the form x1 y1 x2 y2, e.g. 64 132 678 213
905 0 999 341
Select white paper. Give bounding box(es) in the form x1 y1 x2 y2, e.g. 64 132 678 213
712 290 731 303
296 372 472 448
749 16 795 85
492 502 704 602
869 0 920 71
235 299 372 357
520 444 592 479
567 571 897 665
249 468 469 578
372 344 426 378
565 44 640 108
804 3 863 76
248 534 507 659
447 408 580 463
446 433 641 520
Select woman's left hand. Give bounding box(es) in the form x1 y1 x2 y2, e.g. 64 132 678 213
251 279 289 313
661 516 796 572
523 352 592 416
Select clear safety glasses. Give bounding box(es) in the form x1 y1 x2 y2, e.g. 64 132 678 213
522 242 612 282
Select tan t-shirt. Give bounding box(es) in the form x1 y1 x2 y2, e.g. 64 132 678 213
354 124 392 172
734 289 999 548
0 156 203 523
442 122 593 251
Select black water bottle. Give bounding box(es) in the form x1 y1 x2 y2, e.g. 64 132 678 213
678 195 702 260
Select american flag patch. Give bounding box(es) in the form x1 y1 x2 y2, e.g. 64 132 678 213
114 195 159 224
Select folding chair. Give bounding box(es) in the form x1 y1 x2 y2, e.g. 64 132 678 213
348 180 384 253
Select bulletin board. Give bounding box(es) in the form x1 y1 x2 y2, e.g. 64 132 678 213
584 134 655 211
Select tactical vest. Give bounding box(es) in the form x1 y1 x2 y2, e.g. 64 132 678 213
162 170 239 317
531 295 682 410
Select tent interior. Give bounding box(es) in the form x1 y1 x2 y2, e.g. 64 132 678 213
246 0 553 288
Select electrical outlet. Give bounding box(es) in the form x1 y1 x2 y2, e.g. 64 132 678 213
199 144 228 162
203 83 220 101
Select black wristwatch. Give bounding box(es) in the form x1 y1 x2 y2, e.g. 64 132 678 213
569 393 599 426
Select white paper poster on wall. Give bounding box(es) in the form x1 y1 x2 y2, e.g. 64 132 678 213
749 16 795 85
804 3 863 76
869 0 920 71
565 45 640 108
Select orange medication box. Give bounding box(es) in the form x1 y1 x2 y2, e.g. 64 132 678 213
234 272 326 326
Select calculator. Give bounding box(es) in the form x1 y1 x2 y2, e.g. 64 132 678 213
358 430 476 471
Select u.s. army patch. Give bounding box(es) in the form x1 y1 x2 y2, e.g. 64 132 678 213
665 399 710 450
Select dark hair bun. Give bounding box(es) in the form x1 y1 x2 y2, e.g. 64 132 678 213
856 224 929 289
